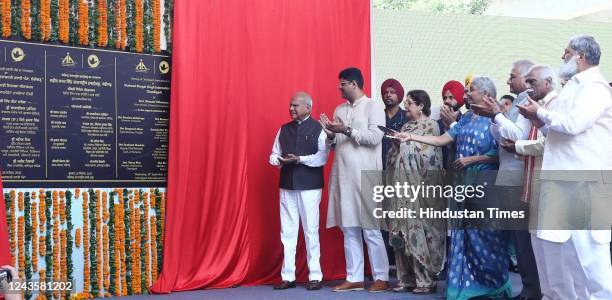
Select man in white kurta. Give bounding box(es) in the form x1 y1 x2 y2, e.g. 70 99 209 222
518 35 612 300
319 67 389 292
269 92 330 291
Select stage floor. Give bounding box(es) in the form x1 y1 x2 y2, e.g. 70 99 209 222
108 273 522 299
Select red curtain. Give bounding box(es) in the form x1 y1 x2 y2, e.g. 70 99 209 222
0 176 10 266
151 0 371 292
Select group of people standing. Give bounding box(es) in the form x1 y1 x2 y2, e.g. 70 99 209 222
269 34 612 299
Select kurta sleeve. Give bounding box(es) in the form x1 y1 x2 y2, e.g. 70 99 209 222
537 83 612 136
349 101 385 146
269 129 282 168
494 113 531 141
299 130 330 167
515 136 545 157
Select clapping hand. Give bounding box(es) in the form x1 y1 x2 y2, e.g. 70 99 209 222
319 113 348 133
471 95 501 118
440 105 459 129
278 154 300 165
517 98 541 120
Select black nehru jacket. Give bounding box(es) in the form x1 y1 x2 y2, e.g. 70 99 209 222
278 117 324 190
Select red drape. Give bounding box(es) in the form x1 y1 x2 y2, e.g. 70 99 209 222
0 175 10 266
151 0 371 292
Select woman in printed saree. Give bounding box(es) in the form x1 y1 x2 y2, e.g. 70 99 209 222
384 90 446 294
394 77 510 299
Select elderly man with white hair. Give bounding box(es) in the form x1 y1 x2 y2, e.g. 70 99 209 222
269 91 330 291
518 35 612 299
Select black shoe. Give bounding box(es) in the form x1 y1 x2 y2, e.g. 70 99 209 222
306 280 322 290
273 281 296 290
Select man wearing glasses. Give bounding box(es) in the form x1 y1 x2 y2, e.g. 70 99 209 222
320 67 389 293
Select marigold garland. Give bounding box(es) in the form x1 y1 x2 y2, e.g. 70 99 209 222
20 0 31 39
75 227 81 248
1 0 11 37
152 0 160 52
132 205 141 293
24 192 33 300
52 215 60 299
52 190 59 218
58 0 69 42
40 0 51 41
150 215 157 282
38 194 46 232
96 189 103 297
134 0 142 52
9 191 16 266
77 0 88 45
103 224 109 291
1 0 171 52
32 202 39 270
66 190 75 295
121 0 127 49
120 189 130 295
4 187 166 298
82 191 90 297
60 195 66 224
39 235 45 259
114 0 121 49
118 0 126 49
18 191 24 211
97 0 107 46
44 191 52 300
115 198 125 296
18 216 25 278
60 229 68 298
144 191 150 288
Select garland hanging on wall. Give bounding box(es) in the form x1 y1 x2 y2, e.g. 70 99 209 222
4 187 166 299
0 0 171 53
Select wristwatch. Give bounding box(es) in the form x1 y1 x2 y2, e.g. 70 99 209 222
344 126 352 136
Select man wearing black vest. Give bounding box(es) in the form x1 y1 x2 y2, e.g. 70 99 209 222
269 91 330 291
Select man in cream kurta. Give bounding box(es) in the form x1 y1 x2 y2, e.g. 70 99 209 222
319 67 389 292
518 35 612 300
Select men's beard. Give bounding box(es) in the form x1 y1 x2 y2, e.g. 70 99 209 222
559 55 579 80
444 103 460 112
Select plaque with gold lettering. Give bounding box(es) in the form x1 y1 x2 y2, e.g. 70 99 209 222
0 39 170 187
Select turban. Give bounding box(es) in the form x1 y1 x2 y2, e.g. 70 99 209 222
380 78 405 102
464 74 473 88
442 80 465 107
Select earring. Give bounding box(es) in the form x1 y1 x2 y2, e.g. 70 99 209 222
418 110 422 115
